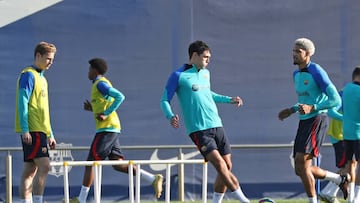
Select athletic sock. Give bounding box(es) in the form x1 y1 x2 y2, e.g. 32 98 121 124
231 188 250 203
212 192 224 203
20 199 32 203
349 182 355 202
140 169 155 183
33 195 43 203
78 185 90 203
324 171 342 185
308 196 317 203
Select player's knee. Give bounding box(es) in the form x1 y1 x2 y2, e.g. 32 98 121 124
38 163 51 174
226 162 233 170
112 165 120 171
212 160 228 172
112 164 128 173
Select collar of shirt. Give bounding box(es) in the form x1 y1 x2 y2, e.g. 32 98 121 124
92 75 104 83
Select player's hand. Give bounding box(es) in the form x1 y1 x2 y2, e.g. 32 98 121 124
83 100 92 112
96 113 107 121
48 137 56 150
170 114 180 128
298 104 314 115
278 108 294 121
21 132 32 145
230 96 243 107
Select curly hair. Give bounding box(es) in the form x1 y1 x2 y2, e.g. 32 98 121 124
88 58 108 75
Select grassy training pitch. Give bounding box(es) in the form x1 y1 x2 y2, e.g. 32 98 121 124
113 199 347 203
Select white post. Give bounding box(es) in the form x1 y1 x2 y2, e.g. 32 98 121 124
202 161 208 203
6 152 12 203
165 164 171 203
93 162 100 203
98 165 102 200
178 152 184 201
49 159 205 203
128 161 134 203
135 163 141 203
63 162 69 203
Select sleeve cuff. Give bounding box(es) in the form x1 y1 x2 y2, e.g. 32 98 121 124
313 104 318 111
291 106 299 112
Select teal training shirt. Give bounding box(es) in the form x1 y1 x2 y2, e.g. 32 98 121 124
292 61 341 120
342 82 360 140
161 64 232 134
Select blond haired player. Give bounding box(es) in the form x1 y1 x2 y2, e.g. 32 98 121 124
15 41 57 203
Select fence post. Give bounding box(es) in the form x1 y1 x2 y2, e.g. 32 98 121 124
128 161 134 203
178 151 184 202
315 155 321 203
166 164 171 203
135 163 141 203
6 151 12 203
93 162 101 203
63 162 69 203
202 161 207 203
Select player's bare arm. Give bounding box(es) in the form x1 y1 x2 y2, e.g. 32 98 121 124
83 99 92 111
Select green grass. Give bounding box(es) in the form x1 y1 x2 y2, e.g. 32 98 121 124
113 199 347 203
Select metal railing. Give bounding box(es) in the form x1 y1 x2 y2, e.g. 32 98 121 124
52 159 208 203
1 143 332 203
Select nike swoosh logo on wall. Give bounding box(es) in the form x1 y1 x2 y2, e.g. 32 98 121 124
0 0 63 28
149 149 201 171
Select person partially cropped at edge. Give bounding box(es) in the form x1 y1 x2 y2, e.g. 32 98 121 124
342 66 360 203
278 38 349 203
160 40 250 203
15 41 57 203
319 90 346 203
70 58 163 203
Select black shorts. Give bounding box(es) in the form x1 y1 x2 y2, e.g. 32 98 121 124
22 132 49 162
189 127 231 160
87 132 125 161
333 140 346 168
293 114 328 158
344 140 360 161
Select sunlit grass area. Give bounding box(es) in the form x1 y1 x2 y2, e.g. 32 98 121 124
112 199 347 203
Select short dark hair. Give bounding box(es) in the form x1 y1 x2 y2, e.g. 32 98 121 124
188 40 210 59
352 66 360 80
88 58 107 75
